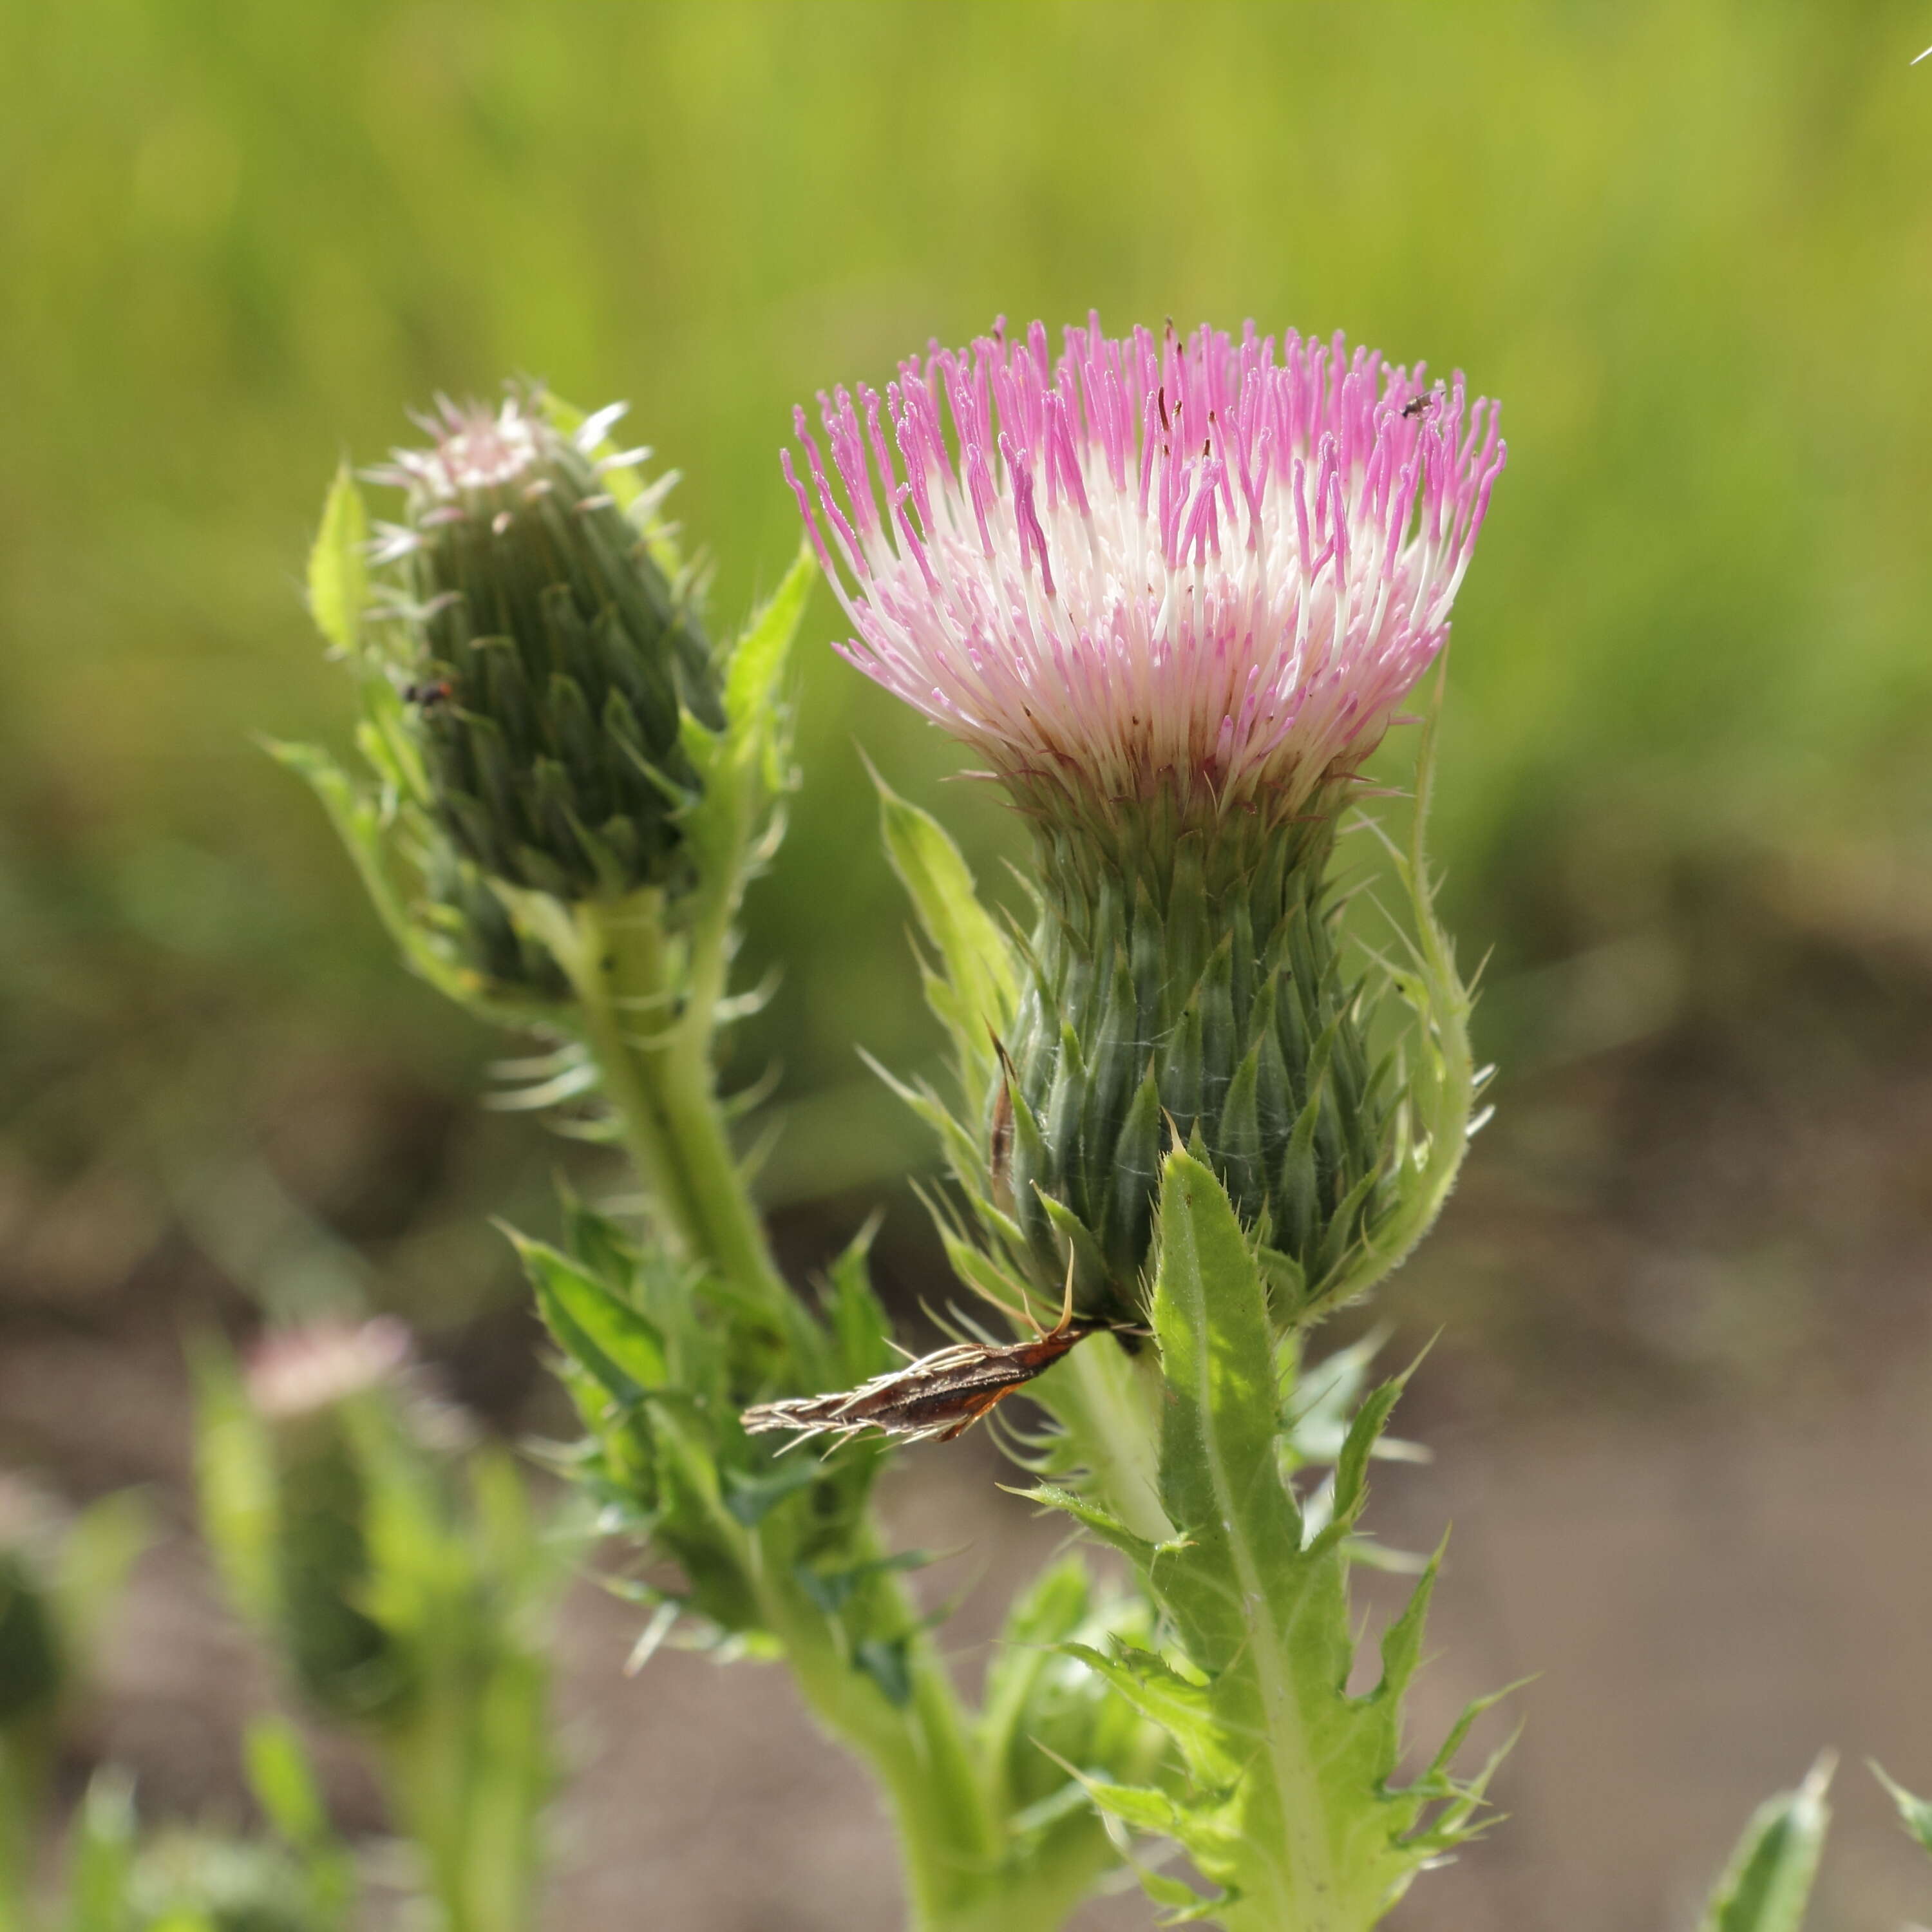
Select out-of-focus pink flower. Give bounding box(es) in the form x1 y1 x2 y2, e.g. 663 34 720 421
786 317 1504 819
245 1317 413 1421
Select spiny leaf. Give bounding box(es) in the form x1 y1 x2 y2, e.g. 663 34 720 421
875 772 1018 1093
1870 1761 1932 1857
510 1227 668 1403
1137 1866 1235 1922
1149 1148 1302 1625
1070 1772 1179 1836
307 464 368 656
852 1634 913 1708
1060 1641 1233 1790
725 545 814 770
1372 1540 1443 1705
824 1213 895 1385
1312 1372 1408 1552
721 1461 822 1528
1698 1755 1834 1932
1006 1482 1159 1569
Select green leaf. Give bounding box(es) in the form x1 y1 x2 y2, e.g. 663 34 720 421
823 1213 895 1385
190 1337 279 1627
307 466 368 655
1059 1642 1233 1790
511 1229 668 1404
721 1461 822 1527
1150 1148 1302 1627
1007 1482 1157 1569
1699 1756 1834 1932
1312 1372 1407 1552
1137 1867 1233 1923
1311 665 1478 1318
795 1550 930 1616
62 1771 137 1932
243 1714 330 1848
725 546 813 767
1372 1543 1443 1705
875 773 1017 1097
1072 1775 1179 1835
852 1635 913 1708
268 741 551 1029
1870 1761 1932 1857
981 1555 1094 1798
1089 1145 1509 1926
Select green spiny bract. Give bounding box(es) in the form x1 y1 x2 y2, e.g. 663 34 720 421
372 393 723 903
998 786 1399 1331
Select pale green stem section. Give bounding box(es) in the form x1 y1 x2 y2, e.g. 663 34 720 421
520 889 1094 1932
520 889 793 1325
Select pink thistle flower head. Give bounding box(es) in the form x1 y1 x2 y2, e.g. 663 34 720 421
786 316 1504 826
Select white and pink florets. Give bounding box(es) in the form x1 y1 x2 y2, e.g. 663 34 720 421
786 317 1505 816
368 393 651 564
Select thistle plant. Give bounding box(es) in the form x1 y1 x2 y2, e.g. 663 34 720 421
194 1319 565 1932
256 334 1932 1932
267 330 1523 1930
284 392 1177 1932
784 317 1510 1925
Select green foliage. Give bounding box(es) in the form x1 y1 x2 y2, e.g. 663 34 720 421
877 768 1019 1116
520 1201 898 1663
60 1775 138 1932
193 1342 569 1932
1870 1762 1932 1860
1025 1151 1507 1931
1698 1757 1834 1932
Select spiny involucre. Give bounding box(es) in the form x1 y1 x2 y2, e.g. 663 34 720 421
788 318 1504 1323
370 392 723 902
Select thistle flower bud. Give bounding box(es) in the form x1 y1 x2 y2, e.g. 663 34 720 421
245 1318 415 1721
370 393 723 900
790 318 1504 1321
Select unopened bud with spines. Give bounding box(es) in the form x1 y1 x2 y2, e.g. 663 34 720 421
369 393 723 901
245 1318 417 1723
790 317 1505 1325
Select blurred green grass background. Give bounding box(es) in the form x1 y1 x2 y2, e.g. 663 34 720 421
2 0 1929 1320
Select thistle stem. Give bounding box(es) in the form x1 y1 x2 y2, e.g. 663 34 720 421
534 892 795 1337
549 894 1061 1932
